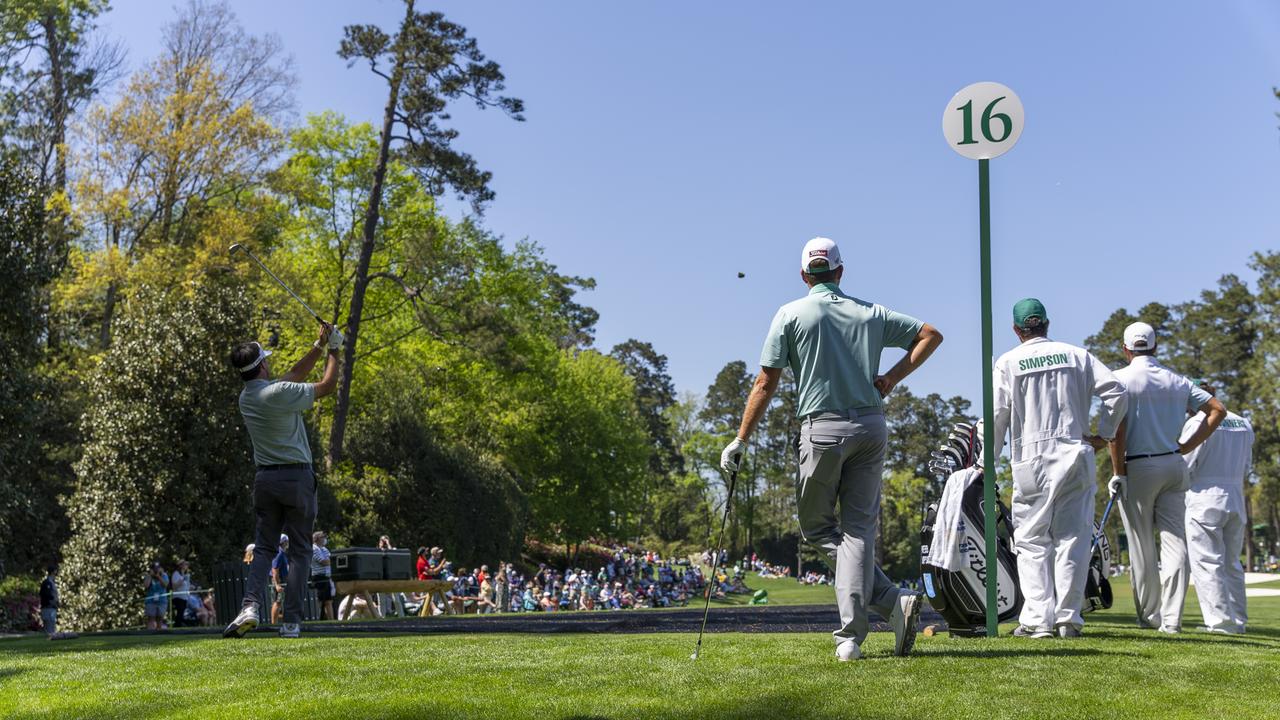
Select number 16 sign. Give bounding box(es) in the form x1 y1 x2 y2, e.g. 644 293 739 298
942 81 1023 639
943 82 1024 160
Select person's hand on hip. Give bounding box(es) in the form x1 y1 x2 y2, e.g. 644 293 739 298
720 438 746 472
874 375 896 398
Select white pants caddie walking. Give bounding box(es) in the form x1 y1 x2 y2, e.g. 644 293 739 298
1009 440 1096 632
1185 488 1247 632
1118 453 1189 629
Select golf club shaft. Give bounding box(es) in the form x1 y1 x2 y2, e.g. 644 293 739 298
1091 494 1117 552
693 458 739 658
232 245 326 325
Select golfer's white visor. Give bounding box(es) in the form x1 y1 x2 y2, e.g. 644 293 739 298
237 342 273 372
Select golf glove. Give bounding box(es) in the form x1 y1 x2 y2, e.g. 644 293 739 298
720 437 747 473
327 327 345 350
1108 475 1127 498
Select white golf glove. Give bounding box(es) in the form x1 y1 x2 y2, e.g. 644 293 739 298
720 437 747 473
327 327 345 350
1108 475 1127 498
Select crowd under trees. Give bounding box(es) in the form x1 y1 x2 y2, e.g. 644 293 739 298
2 1 1279 631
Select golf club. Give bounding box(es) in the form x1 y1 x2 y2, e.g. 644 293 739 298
691 455 740 661
1091 493 1117 552
228 243 327 325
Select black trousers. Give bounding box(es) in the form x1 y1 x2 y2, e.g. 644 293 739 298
243 466 317 624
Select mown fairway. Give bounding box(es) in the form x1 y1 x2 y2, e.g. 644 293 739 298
3 574 1278 720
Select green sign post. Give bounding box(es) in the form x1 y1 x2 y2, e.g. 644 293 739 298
943 81 1024 637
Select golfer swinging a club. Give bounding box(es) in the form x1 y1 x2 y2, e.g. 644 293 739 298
722 237 943 661
224 322 343 639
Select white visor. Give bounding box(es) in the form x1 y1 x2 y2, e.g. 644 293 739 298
237 342 272 373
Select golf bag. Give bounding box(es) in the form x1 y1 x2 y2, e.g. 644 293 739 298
919 423 1023 637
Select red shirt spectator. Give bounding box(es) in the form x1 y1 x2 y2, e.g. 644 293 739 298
416 547 429 580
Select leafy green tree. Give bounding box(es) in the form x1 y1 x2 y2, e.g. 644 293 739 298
0 158 63 574
611 339 682 478
0 0 120 198
69 0 292 347
332 368 527 567
1247 251 1280 561
502 348 649 557
329 2 524 465
882 386 974 479
59 274 255 631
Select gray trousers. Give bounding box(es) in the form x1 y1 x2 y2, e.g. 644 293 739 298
797 410 901 646
1118 453 1189 629
41 608 57 635
243 466 317 624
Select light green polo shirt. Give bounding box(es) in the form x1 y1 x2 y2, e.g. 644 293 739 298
760 283 923 417
238 379 315 466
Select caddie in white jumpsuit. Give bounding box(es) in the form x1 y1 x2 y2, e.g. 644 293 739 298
720 237 944 661
991 299 1128 638
1181 388 1253 634
1109 322 1225 633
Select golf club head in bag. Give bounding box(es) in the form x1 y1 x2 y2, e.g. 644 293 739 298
946 422 981 469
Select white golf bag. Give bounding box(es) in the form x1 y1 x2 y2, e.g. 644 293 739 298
919 423 1024 637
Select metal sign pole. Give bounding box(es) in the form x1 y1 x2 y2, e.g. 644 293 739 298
978 157 998 637
943 81 1024 639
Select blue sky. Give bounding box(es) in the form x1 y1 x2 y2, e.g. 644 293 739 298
103 1 1280 406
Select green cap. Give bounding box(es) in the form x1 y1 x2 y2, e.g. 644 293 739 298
1013 298 1048 329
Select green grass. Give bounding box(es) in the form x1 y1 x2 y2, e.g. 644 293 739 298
3 574 1278 720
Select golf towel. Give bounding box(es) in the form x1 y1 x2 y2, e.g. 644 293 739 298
925 467 981 572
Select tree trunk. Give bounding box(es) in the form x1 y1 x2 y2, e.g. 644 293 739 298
100 280 117 349
43 11 69 350
327 0 414 469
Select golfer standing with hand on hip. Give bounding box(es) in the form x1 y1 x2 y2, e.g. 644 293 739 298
1180 382 1253 634
223 323 343 639
1109 322 1225 633
721 237 943 661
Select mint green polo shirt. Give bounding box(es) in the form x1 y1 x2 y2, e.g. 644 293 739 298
238 379 315 466
760 283 923 417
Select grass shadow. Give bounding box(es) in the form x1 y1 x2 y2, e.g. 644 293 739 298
914 646 1128 659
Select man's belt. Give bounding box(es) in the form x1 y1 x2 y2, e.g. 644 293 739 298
257 463 312 471
1125 451 1178 461
805 407 883 420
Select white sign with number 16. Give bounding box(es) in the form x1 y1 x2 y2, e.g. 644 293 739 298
942 82 1024 160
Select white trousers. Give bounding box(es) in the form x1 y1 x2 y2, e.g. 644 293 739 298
1118 453 1189 629
1186 490 1247 632
1010 441 1095 631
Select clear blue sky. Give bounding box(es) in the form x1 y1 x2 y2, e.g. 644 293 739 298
104 1 1280 406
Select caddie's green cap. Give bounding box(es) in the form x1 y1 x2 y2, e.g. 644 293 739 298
1013 298 1048 329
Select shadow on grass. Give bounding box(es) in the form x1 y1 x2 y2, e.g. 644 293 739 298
0 634 216 658
916 646 1126 659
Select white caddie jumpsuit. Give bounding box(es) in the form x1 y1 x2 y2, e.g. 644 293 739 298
1113 356 1212 630
1181 410 1253 633
993 337 1127 632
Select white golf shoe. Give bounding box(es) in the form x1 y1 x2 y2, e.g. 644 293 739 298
1157 625 1181 635
222 604 259 639
279 623 301 639
890 592 922 657
835 640 862 662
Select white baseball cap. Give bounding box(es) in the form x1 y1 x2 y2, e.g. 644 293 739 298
800 237 842 274
1123 322 1156 351
236 341 273 373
